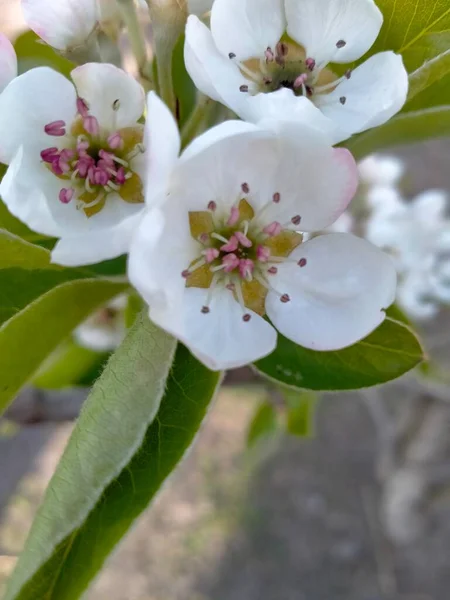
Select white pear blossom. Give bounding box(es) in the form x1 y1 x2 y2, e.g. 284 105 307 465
184 0 408 143
358 154 405 188
75 294 128 351
21 0 126 51
0 34 17 93
0 66 178 266
129 116 396 370
366 189 450 320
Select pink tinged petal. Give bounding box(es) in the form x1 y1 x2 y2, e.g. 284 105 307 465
315 52 409 137
265 233 397 351
221 235 239 252
71 63 145 130
0 33 17 93
285 0 383 66
22 0 99 51
0 67 77 164
210 0 286 62
149 287 278 371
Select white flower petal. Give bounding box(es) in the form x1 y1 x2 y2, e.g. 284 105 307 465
22 0 99 51
144 92 180 206
185 16 249 111
358 154 405 187
0 146 61 238
411 190 448 225
266 233 397 351
0 67 76 163
285 0 383 65
316 52 408 136
151 288 277 370
211 0 285 62
51 212 143 266
71 63 145 130
0 33 17 93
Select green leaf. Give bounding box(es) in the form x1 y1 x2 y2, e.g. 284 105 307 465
5 320 221 600
284 391 318 438
0 278 127 415
344 105 450 159
247 401 278 448
14 31 73 77
254 318 424 392
173 35 197 128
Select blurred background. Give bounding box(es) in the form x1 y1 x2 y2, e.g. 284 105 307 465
1 1 450 599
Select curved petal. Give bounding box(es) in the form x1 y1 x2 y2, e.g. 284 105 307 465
185 16 249 114
144 92 180 206
211 0 285 62
0 146 61 237
315 52 408 136
0 67 77 163
22 0 99 51
71 63 145 130
0 34 17 92
150 288 277 370
286 0 383 66
51 212 143 266
266 233 397 351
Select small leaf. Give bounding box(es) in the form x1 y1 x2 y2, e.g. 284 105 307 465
284 391 317 438
247 401 278 448
5 319 221 600
344 105 450 159
254 318 424 392
14 31 73 77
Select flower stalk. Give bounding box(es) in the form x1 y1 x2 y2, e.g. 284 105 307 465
116 0 153 88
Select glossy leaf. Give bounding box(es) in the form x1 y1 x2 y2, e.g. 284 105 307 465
344 105 450 159
5 323 221 600
254 318 424 392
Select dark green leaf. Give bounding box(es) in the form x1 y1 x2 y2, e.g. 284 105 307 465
5 319 220 600
254 318 424 392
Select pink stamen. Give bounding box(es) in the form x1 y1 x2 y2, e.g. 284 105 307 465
239 259 254 280
204 248 220 263
294 74 308 89
59 188 74 204
305 58 316 71
257 245 271 262
51 158 63 176
222 253 240 273
83 116 100 136
108 132 123 150
77 139 89 153
116 167 127 185
76 155 94 178
263 221 282 237
99 149 115 165
265 47 275 62
44 120 66 136
40 147 59 163
221 235 239 252
235 231 252 248
227 206 240 226
76 97 89 117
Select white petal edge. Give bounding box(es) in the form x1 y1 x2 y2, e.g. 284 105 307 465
71 63 145 130
22 0 99 50
266 233 397 351
0 34 17 93
315 52 409 136
150 288 278 371
285 0 383 66
210 0 285 62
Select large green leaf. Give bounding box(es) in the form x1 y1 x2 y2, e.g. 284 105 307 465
344 105 450 159
5 319 221 600
0 278 127 415
254 318 424 392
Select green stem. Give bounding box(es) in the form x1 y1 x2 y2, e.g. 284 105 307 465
116 0 153 88
181 95 213 148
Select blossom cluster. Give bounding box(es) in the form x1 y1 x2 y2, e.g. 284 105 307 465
0 0 410 370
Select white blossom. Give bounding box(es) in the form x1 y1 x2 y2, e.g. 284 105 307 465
0 34 17 93
358 154 405 188
184 0 408 143
129 117 396 370
75 294 128 351
0 66 177 266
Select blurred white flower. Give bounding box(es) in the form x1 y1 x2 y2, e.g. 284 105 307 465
366 189 450 321
129 118 396 371
184 0 408 143
0 67 176 266
75 295 128 351
0 34 17 93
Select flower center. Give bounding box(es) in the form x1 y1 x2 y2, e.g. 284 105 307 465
40 97 145 217
231 38 351 103
182 184 308 321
